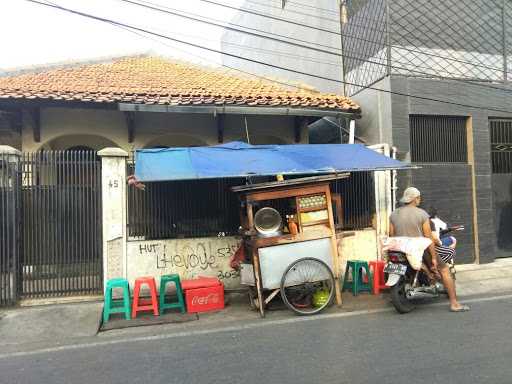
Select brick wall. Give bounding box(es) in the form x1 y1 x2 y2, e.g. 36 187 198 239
397 164 475 264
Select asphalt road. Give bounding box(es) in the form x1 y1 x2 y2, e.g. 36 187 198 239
1 295 512 384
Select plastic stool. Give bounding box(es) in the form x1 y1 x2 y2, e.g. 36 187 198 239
369 260 389 295
103 278 131 323
342 260 372 296
159 274 186 314
132 277 159 318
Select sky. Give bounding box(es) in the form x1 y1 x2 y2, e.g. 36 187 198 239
1 0 245 71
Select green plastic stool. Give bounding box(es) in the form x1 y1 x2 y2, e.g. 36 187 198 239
342 260 372 296
159 274 186 314
103 278 131 322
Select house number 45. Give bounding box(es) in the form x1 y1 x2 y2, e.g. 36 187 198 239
109 179 119 188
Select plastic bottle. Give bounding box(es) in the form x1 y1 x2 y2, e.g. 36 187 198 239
288 217 298 235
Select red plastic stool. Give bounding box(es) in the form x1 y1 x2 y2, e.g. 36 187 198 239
369 260 388 295
132 277 159 318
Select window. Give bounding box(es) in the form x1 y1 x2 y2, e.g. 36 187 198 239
410 115 468 163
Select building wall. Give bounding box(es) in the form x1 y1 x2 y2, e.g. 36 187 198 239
347 75 508 263
126 237 243 290
0 113 21 149
397 164 476 264
343 0 512 97
389 0 508 80
350 77 392 145
221 1 343 94
388 76 512 263
338 228 379 273
120 229 379 292
17 107 305 152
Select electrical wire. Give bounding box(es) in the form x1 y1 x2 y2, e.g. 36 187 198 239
114 0 512 95
32 0 512 94
198 0 339 35
118 0 343 52
243 0 340 23
283 0 340 15
201 0 512 79
124 0 512 80
99 16 333 92
124 0 512 85
337 1 508 75
23 0 512 115
107 1 496 83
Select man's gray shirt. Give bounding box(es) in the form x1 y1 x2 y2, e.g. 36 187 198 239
389 205 429 237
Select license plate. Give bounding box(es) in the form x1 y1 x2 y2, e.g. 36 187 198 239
384 263 407 275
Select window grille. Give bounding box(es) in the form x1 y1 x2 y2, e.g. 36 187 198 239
410 115 468 163
490 119 512 174
127 162 376 240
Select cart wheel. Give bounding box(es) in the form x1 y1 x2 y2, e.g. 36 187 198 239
280 257 335 316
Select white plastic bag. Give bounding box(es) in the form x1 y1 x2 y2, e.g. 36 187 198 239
381 236 432 270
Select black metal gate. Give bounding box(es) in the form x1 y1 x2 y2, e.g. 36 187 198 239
0 151 21 306
490 119 512 258
20 151 102 299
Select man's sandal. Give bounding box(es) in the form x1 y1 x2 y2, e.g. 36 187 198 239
450 304 470 312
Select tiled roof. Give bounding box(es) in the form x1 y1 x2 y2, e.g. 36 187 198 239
0 56 360 113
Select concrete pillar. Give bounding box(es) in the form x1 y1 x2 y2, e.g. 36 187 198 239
369 144 393 259
98 147 128 290
0 145 21 163
0 146 21 303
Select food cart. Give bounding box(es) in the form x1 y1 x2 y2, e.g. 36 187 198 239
232 174 347 317
133 141 412 318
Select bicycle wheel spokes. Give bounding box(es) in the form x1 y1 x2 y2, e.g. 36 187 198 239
280 257 335 315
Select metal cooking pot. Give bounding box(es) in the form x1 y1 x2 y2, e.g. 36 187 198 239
254 207 282 237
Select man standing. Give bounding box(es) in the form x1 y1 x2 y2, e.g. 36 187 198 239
389 187 469 312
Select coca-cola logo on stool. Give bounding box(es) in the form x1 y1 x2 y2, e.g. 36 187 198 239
191 293 219 306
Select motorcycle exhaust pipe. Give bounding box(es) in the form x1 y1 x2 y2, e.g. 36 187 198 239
406 288 438 299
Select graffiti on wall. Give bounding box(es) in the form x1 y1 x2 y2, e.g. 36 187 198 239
136 240 241 283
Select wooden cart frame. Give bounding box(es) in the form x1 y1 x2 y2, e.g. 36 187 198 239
233 175 347 317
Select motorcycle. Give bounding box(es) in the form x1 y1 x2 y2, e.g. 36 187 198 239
384 225 464 314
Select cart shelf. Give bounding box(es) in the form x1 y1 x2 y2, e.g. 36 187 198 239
247 231 332 248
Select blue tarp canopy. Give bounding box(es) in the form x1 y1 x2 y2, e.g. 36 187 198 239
134 141 412 182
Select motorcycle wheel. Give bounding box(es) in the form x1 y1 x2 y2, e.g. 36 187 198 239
390 276 415 314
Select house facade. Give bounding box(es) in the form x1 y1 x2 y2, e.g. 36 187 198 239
1 55 383 304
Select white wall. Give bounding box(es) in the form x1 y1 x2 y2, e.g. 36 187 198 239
221 1 343 94
350 77 392 145
119 230 379 292
338 228 379 275
126 237 242 290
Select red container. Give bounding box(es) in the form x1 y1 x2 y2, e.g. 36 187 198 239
183 279 225 314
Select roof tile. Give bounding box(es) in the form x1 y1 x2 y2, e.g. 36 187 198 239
0 56 360 113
